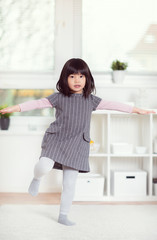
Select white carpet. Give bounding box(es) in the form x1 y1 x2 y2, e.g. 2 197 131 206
0 204 157 240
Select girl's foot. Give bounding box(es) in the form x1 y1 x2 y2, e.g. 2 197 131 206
28 178 40 196
58 213 76 226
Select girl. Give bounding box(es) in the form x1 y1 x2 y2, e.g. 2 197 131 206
0 58 155 226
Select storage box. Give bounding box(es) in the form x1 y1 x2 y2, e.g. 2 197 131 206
111 143 133 154
111 170 147 196
74 173 105 197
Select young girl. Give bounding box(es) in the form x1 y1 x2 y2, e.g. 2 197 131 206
0 58 155 226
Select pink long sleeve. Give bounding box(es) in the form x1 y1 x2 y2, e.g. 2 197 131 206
19 98 52 112
96 99 133 113
19 97 133 113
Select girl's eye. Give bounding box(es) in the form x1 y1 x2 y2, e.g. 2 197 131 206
70 75 74 78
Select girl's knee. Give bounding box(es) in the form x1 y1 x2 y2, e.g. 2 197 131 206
34 157 54 176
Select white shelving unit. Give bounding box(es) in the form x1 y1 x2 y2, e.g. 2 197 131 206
75 110 157 202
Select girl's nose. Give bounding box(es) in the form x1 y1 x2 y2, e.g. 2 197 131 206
74 76 80 82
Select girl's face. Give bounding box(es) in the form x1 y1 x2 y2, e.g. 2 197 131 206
67 73 86 94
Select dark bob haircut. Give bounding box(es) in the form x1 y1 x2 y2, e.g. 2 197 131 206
56 58 96 98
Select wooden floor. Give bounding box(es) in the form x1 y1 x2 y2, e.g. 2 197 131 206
1 193 157 205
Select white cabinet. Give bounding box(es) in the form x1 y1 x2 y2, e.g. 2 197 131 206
75 110 157 201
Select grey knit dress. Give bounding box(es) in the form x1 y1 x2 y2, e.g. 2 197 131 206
39 92 102 173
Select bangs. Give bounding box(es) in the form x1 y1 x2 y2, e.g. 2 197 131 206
66 59 88 76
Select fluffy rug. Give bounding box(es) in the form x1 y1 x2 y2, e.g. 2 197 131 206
0 204 157 240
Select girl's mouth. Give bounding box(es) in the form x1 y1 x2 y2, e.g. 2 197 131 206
74 85 81 88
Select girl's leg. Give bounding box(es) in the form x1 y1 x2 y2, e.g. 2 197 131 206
58 165 78 226
28 157 55 196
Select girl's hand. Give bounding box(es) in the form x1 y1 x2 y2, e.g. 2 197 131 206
132 107 156 115
0 105 21 114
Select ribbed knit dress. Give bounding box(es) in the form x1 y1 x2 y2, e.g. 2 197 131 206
39 92 102 173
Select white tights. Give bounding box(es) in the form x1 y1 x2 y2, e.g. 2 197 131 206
34 157 78 215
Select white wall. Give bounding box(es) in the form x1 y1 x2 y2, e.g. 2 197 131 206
0 117 63 193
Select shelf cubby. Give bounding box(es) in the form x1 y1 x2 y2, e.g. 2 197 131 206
75 111 157 201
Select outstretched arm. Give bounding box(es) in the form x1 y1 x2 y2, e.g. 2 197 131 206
0 104 21 114
0 98 52 115
132 106 156 114
96 100 156 114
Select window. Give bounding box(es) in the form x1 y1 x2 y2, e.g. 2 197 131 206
0 0 156 119
0 0 55 71
0 89 55 116
82 0 157 72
